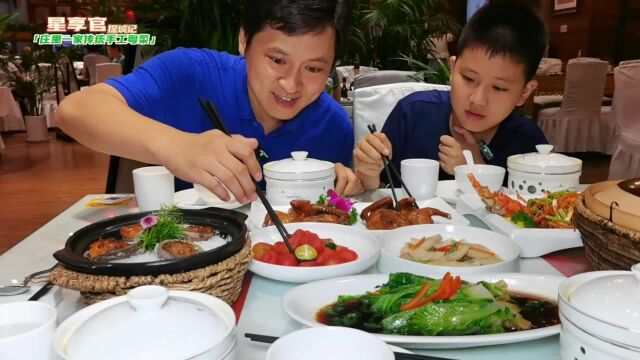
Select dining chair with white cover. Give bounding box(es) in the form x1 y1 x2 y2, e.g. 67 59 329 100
352 82 450 146
353 70 417 90
607 63 640 179
335 65 377 89
95 63 122 84
537 60 609 153
536 57 562 75
619 59 640 66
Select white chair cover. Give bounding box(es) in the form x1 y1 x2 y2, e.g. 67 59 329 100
0 86 24 132
95 63 122 84
619 59 640 66
336 66 377 89
353 70 418 90
352 82 450 146
608 64 640 179
536 58 562 75
83 53 111 85
537 60 609 153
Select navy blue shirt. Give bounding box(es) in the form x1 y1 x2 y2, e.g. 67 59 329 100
106 48 354 190
382 90 547 183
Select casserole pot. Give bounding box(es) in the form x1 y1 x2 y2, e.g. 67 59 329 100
507 145 582 195
263 151 335 206
558 264 640 360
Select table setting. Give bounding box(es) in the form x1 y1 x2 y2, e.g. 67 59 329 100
1 138 639 360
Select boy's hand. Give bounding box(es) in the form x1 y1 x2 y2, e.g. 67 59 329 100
438 126 485 174
334 163 365 196
353 132 392 190
162 130 262 204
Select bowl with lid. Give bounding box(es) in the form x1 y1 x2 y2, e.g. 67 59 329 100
263 151 335 206
558 264 640 360
53 285 237 360
507 144 582 195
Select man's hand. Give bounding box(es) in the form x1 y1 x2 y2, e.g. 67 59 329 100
438 126 484 174
161 130 262 204
334 163 365 196
353 132 392 189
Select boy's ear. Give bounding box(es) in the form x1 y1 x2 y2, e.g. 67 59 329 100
517 80 538 106
238 27 247 55
448 56 457 82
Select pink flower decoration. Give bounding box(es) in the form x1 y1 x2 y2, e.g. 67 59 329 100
327 189 355 212
140 215 158 229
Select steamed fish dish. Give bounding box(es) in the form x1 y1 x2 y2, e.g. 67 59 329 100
317 272 559 336
400 234 501 267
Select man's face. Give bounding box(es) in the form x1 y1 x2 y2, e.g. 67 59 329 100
239 26 335 128
448 47 535 133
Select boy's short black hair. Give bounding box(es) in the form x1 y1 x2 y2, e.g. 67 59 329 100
457 1 548 81
241 0 349 60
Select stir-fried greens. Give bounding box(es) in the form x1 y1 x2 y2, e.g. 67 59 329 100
510 190 579 229
317 273 559 336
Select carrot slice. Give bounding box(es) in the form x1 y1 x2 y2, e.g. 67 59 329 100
400 281 431 311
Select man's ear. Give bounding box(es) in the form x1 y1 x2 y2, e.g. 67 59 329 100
238 27 247 56
517 80 538 106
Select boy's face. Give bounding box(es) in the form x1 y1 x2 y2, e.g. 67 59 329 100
448 47 536 134
239 26 335 127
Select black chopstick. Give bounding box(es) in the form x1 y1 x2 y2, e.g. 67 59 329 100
199 97 269 162
244 333 456 360
367 124 400 210
197 97 295 256
28 281 54 301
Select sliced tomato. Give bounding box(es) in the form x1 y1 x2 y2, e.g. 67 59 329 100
251 242 272 259
316 248 336 265
271 242 291 255
335 248 358 263
257 251 279 265
298 260 319 267
277 253 299 267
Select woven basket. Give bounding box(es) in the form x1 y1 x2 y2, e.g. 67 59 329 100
49 239 251 304
575 194 640 270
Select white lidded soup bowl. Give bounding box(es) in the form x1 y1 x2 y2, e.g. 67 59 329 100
558 264 640 360
507 145 582 196
263 151 335 206
53 285 237 360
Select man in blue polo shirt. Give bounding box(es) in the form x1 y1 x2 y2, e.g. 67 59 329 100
56 0 362 204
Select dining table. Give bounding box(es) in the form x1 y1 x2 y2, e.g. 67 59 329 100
0 186 593 360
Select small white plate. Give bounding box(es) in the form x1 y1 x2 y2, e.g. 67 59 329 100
173 189 243 210
435 180 461 204
377 224 521 278
456 193 582 258
283 273 563 349
248 223 380 283
247 197 469 231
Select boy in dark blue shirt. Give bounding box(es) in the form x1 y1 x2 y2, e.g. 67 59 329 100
56 0 363 203
354 2 548 190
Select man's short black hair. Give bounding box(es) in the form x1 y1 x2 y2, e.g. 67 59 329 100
241 0 349 60
457 1 548 81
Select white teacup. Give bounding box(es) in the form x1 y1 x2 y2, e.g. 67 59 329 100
132 166 175 211
266 327 394 360
0 301 57 360
401 158 440 200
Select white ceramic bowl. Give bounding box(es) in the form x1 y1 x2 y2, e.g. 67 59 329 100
454 164 506 193
53 286 236 360
266 327 394 360
0 301 57 360
376 224 520 277
248 223 380 283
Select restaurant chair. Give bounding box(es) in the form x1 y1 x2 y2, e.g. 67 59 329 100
58 56 81 96
105 156 149 194
352 82 450 146
336 65 378 90
95 63 122 84
607 63 640 179
536 58 562 75
353 70 417 90
537 60 609 153
619 59 640 66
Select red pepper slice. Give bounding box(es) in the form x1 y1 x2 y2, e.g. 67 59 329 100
399 281 431 311
401 272 454 311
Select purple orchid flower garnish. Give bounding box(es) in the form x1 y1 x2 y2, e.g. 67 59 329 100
327 189 355 212
140 215 158 229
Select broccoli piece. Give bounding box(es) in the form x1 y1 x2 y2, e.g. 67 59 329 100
510 211 534 228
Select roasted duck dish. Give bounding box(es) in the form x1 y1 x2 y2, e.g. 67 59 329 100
360 197 451 230
263 199 351 227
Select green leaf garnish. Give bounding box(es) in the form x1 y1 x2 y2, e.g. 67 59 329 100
139 205 185 252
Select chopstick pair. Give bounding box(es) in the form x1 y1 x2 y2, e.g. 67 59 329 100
197 97 295 255
244 333 456 360
366 124 417 209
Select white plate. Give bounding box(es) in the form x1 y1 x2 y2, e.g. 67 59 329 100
247 197 469 231
248 223 380 283
436 180 461 204
377 224 520 278
456 193 582 258
173 189 243 210
283 273 563 349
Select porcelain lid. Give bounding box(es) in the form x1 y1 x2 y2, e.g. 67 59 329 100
263 151 335 181
569 264 640 331
64 286 231 360
507 145 582 175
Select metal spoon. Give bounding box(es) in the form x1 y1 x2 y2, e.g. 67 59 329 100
0 265 57 296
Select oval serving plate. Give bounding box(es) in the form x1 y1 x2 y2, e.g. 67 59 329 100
54 207 247 276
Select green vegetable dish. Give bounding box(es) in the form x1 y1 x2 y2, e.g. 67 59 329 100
316 273 560 336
